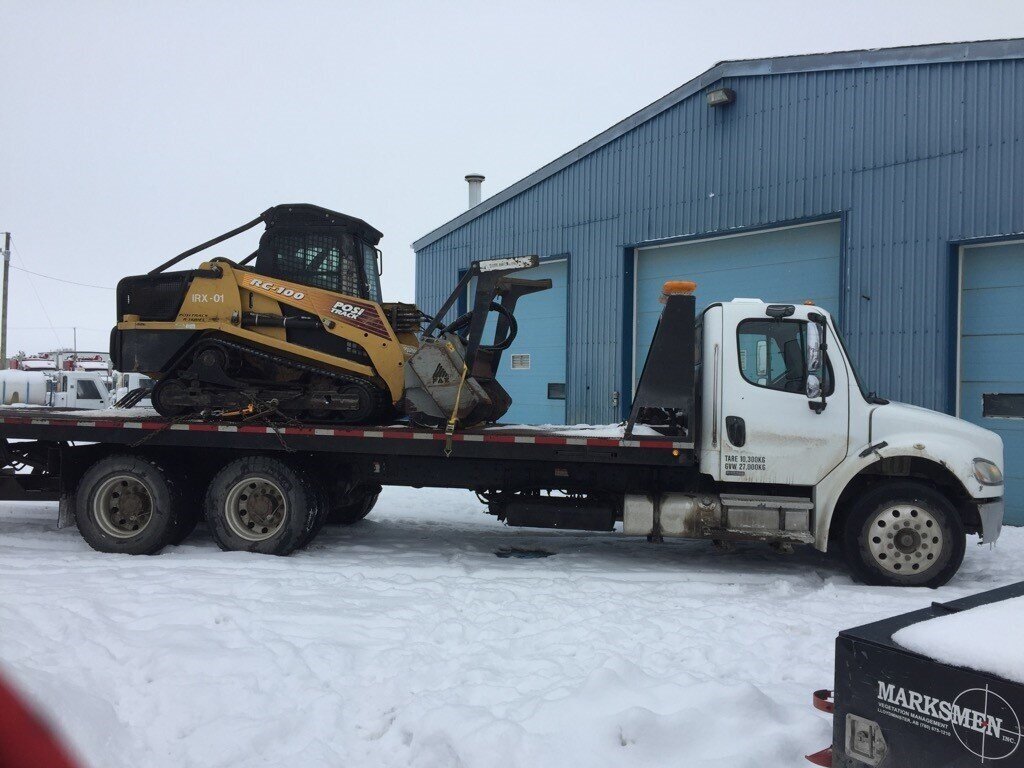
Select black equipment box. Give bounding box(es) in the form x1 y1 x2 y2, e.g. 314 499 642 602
832 582 1024 767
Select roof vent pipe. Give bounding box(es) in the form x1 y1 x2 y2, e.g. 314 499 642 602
465 174 484 209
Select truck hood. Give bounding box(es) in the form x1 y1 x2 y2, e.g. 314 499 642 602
870 401 1004 497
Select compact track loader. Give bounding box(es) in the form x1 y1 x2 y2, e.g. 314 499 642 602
110 204 549 425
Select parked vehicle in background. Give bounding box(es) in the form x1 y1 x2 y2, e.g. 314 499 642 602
10 354 57 373
112 372 153 408
0 370 49 405
47 371 111 409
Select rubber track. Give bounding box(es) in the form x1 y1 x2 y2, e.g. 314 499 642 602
186 336 390 423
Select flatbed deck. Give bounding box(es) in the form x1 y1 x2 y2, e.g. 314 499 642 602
0 408 693 466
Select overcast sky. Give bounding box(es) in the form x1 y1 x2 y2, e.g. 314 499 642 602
2 0 1023 355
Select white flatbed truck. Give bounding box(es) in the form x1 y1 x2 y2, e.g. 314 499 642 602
0 286 1005 587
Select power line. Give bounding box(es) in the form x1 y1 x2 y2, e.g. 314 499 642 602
10 242 64 348
10 265 113 290
6 326 108 332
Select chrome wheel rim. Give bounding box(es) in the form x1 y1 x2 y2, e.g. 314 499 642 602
92 475 154 538
224 477 287 541
867 504 944 575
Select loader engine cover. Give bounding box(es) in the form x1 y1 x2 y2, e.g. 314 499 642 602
404 333 491 422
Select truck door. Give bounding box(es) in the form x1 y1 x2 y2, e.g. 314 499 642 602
71 376 108 411
719 302 849 486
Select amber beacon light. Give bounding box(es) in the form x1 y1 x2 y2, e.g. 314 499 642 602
662 280 697 296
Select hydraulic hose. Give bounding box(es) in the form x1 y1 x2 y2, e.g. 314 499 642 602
439 301 518 351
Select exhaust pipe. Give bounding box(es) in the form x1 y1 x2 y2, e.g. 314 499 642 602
465 173 484 208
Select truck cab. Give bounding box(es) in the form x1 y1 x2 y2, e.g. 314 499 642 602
49 371 113 410
112 372 154 408
694 298 1004 585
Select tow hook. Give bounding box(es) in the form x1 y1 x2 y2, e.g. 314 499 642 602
805 689 834 766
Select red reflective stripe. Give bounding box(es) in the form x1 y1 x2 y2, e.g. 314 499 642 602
636 440 676 449
534 436 568 445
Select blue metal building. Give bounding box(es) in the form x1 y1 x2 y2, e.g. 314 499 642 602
413 40 1024 522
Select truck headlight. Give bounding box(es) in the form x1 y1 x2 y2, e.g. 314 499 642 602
973 459 1003 486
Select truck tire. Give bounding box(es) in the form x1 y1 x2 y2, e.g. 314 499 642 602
168 491 202 545
295 466 330 549
843 480 966 588
327 483 381 525
204 456 321 555
74 454 183 555
166 464 207 545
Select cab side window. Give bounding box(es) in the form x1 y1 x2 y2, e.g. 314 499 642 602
737 320 808 394
77 379 102 400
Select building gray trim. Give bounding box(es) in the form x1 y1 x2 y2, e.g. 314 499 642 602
413 38 1024 251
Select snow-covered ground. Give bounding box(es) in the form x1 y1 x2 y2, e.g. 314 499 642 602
2 489 1023 768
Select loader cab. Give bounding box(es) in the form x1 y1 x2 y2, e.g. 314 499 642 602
252 204 384 302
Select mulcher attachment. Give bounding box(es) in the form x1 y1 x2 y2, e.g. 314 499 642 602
404 256 551 427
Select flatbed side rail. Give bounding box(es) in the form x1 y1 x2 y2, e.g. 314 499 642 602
0 412 695 468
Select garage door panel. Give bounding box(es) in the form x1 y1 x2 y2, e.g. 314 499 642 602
961 246 1024 289
960 242 1024 525
962 286 1024 336
636 258 839 309
635 221 841 384
960 336 1024 383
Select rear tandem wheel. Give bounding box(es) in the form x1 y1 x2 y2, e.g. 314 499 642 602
74 454 188 555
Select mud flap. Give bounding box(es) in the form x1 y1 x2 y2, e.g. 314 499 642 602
57 492 74 529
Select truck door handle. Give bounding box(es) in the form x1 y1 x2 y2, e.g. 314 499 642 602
726 416 746 447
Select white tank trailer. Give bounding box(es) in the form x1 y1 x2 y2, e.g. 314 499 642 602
0 370 50 406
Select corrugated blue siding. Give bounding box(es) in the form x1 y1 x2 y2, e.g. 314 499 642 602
416 59 1024 424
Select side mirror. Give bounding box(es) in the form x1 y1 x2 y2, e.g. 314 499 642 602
805 316 828 412
806 373 822 399
376 247 383 276
806 321 822 374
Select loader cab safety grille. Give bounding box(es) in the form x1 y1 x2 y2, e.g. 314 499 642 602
255 231 381 302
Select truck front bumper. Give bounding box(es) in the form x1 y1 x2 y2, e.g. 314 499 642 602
978 497 1004 544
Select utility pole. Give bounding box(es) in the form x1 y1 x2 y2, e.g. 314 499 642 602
1 232 10 369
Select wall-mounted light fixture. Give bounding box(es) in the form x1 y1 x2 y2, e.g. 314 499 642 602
706 88 736 107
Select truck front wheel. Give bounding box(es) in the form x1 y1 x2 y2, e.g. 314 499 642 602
843 480 965 588
74 455 183 555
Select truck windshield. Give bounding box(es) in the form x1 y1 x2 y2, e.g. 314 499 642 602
829 321 885 404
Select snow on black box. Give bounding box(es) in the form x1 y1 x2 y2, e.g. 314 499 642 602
827 581 1024 767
